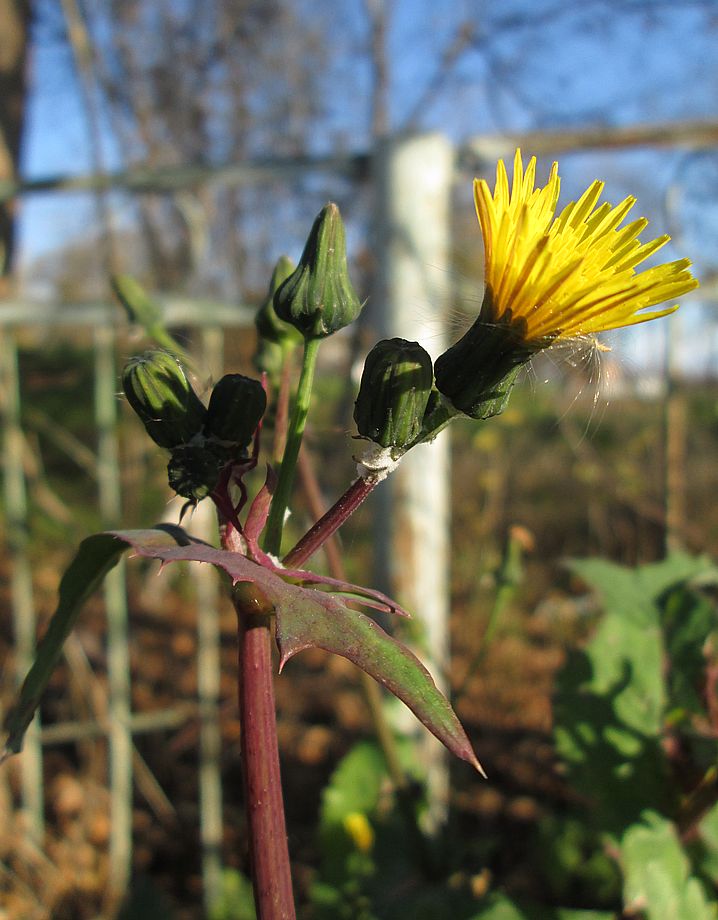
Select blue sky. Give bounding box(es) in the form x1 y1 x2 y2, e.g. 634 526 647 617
18 1 718 244
14 0 718 371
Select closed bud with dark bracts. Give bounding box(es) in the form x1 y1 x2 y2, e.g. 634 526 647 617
204 374 267 453
354 338 433 451
122 351 207 449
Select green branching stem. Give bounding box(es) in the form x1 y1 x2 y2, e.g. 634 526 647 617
678 763 718 840
413 391 459 447
264 337 320 555
455 535 523 700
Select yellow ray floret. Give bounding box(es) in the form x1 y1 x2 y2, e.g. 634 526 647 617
474 149 699 345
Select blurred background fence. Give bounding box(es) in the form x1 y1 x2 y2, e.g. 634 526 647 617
1 125 715 914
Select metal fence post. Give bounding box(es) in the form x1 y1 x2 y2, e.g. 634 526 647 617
195 327 225 911
373 133 454 828
94 324 132 902
0 330 44 839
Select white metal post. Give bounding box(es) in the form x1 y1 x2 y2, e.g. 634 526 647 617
94 325 132 903
196 327 225 912
373 133 454 828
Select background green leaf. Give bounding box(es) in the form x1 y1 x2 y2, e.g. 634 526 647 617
621 811 717 920
2 532 128 757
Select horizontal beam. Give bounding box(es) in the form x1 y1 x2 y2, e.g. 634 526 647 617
2 120 715 203
0 151 371 202
460 120 718 171
0 296 256 326
39 704 196 745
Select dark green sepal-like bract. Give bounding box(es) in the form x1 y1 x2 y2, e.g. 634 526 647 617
273 203 362 339
204 374 267 451
434 311 532 420
122 351 207 449
354 338 433 450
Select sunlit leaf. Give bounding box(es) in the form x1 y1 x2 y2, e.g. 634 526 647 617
4 526 481 774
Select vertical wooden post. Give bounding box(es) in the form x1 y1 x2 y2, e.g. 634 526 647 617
94 324 132 903
195 327 224 911
373 133 454 828
0 330 44 838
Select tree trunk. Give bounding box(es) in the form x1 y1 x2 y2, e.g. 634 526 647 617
0 0 30 296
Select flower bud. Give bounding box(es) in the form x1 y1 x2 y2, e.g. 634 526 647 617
113 275 192 366
255 256 303 347
433 315 531 419
273 203 362 339
354 338 433 450
122 351 207 449
167 443 225 502
204 374 267 452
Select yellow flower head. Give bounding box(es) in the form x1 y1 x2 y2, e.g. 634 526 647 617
342 811 374 853
474 149 699 345
434 150 699 419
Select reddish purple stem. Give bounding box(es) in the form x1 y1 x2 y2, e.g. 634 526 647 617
282 475 379 569
236 607 295 919
224 524 295 920
217 466 380 917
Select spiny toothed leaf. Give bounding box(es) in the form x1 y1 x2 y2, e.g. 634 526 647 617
3 527 482 774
